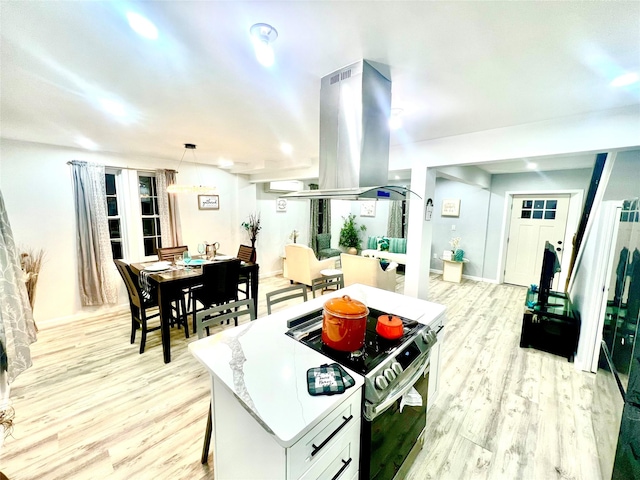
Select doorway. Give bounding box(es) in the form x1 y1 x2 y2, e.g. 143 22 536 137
504 193 571 288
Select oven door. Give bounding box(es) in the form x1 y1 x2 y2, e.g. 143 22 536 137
361 359 430 480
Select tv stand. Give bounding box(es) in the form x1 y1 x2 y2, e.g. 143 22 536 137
520 289 580 362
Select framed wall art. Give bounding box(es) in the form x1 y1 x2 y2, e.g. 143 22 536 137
360 201 376 217
276 198 287 212
441 198 460 217
198 195 219 210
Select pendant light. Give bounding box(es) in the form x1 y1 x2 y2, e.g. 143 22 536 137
166 144 217 194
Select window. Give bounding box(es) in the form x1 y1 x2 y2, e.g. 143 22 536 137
521 198 558 221
105 172 123 259
139 174 162 256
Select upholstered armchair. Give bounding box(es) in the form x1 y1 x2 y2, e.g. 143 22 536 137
284 244 338 287
340 253 398 292
315 233 341 260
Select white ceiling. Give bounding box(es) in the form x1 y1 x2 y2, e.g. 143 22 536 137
1 1 639 177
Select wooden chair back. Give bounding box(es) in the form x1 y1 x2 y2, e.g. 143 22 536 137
114 259 142 308
157 245 188 262
193 259 242 309
237 244 255 263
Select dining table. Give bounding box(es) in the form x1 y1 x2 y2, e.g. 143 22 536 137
130 256 259 364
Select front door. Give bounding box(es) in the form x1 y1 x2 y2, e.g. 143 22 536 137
504 194 570 288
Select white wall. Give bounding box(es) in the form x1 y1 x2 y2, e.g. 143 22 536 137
0 139 249 322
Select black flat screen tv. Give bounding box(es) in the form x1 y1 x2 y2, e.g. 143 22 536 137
538 241 561 308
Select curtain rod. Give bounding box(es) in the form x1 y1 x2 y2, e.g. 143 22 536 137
66 161 175 173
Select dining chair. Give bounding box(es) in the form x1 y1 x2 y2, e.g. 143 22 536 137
266 284 308 315
157 245 192 330
311 272 344 298
114 260 162 354
157 245 188 262
191 259 242 330
236 244 255 299
196 298 256 464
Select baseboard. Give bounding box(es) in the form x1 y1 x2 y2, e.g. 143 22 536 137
429 269 498 284
39 304 130 328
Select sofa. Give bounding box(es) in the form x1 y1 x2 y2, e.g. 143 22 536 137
284 244 339 287
340 253 398 292
361 236 407 265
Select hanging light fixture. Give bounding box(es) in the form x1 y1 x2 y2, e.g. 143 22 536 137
250 23 278 67
166 144 218 194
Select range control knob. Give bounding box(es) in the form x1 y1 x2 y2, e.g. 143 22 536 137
375 376 389 390
422 328 436 344
384 368 396 382
391 362 403 375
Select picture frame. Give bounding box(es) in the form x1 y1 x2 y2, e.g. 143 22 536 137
441 198 460 217
198 195 219 210
276 198 287 212
360 201 376 217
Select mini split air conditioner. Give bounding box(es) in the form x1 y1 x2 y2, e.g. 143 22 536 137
263 180 304 193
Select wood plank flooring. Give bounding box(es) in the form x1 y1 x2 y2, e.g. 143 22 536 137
0 275 602 480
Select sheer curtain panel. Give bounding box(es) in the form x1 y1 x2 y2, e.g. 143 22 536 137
156 169 182 248
0 190 37 384
70 161 118 306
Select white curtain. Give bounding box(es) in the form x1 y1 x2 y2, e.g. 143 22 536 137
70 161 118 306
0 189 37 384
156 169 182 248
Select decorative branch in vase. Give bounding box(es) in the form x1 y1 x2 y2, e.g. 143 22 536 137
241 212 261 261
20 247 45 331
449 237 464 262
289 229 299 243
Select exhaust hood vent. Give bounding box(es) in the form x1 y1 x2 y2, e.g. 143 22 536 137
285 60 418 201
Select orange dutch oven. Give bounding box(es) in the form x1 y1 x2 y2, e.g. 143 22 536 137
375 315 404 340
321 295 369 351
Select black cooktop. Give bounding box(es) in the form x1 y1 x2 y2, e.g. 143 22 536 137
285 307 423 375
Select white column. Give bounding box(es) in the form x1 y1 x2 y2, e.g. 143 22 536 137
404 166 436 299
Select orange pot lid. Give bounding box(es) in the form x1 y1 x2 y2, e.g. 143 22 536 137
324 295 368 318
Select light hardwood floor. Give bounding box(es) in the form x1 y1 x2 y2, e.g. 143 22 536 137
0 274 602 480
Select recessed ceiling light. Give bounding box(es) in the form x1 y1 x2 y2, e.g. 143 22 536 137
126 12 158 40
250 23 278 67
610 72 639 87
527 162 538 170
394 175 400 180
281 143 293 155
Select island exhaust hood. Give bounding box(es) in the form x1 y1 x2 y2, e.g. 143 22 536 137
285 60 416 201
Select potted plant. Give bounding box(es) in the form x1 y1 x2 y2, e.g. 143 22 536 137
339 214 367 254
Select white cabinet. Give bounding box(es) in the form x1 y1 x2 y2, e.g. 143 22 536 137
211 375 361 480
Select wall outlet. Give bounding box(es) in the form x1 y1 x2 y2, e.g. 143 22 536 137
433 253 438 259
451 224 456 231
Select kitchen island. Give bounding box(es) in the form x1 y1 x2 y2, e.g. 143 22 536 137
189 284 445 480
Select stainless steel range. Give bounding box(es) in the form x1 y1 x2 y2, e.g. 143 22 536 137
286 307 441 480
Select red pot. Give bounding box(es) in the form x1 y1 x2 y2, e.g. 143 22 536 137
376 315 404 340
321 295 369 351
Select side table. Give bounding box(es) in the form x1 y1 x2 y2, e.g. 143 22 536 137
442 258 468 283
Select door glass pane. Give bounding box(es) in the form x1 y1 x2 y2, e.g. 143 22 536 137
522 200 532 208
141 198 153 215
139 176 151 196
111 241 123 260
544 211 556 220
143 237 157 256
108 219 121 238
522 210 532 219
142 218 156 236
546 200 557 210
533 210 543 219
534 200 545 209
105 174 116 195
107 197 118 216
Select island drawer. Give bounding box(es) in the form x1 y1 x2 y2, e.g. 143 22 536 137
287 389 361 480
298 420 360 480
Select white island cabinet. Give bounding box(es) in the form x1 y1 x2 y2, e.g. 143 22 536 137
189 284 446 480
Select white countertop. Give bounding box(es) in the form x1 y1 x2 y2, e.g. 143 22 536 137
188 284 446 448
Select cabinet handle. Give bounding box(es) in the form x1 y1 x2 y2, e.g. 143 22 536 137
311 415 353 457
330 458 352 480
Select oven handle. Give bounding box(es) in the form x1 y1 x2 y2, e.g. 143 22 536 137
364 357 430 421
